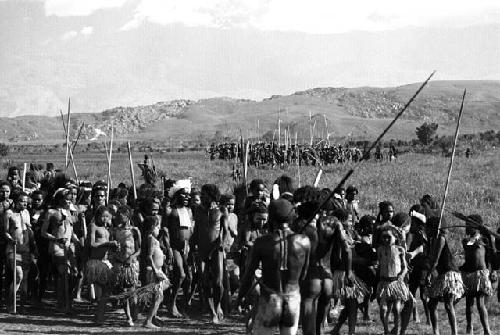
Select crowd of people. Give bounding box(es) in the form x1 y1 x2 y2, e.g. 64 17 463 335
0 159 497 335
207 141 399 167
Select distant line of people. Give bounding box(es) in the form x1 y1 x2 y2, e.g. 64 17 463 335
207 141 399 167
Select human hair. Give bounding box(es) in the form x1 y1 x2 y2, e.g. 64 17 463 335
0 180 11 189
297 201 320 220
292 186 318 204
356 215 376 236
378 201 394 213
144 215 160 232
346 185 358 195
247 201 268 221
7 166 19 176
249 179 265 194
274 175 294 194
12 191 28 203
201 184 221 203
94 205 112 226
31 189 46 199
220 194 235 206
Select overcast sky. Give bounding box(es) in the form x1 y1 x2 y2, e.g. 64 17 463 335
1 0 500 116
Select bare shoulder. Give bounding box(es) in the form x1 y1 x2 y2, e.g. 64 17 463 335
292 233 310 248
396 245 406 254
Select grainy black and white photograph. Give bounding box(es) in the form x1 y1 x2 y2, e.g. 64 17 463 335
1 0 500 334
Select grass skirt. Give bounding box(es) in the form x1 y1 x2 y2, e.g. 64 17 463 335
332 270 369 304
85 259 113 287
462 269 493 296
113 261 140 289
377 279 412 303
427 271 464 302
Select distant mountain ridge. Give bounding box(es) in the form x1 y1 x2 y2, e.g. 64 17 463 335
1 80 499 143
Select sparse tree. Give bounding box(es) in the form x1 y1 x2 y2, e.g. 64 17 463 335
416 122 438 145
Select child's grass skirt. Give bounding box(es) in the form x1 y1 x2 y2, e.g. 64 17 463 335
462 269 493 296
332 270 370 304
377 278 412 304
427 271 464 302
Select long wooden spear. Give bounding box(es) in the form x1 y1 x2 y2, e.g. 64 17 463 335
437 89 466 232
65 99 71 168
304 71 436 224
106 122 114 203
127 141 138 201
295 132 301 187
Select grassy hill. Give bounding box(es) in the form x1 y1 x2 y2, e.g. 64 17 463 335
1 80 498 144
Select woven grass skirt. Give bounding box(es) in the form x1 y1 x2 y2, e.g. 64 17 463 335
462 269 493 296
427 271 464 302
377 279 412 304
332 270 370 304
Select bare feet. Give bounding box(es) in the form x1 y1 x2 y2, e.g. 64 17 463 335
216 306 224 321
143 321 159 329
170 304 183 318
126 319 134 327
212 313 220 324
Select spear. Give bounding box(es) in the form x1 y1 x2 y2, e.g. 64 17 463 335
22 162 27 192
65 98 71 168
304 71 435 225
127 141 138 201
437 89 466 232
295 132 301 187
59 110 79 180
106 122 114 203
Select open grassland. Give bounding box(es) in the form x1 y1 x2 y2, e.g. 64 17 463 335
2 148 500 334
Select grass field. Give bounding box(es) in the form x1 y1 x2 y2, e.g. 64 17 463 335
2 148 500 334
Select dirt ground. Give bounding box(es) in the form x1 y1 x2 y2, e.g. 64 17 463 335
1 294 500 335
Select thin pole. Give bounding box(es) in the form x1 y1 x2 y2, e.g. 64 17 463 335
296 132 300 187
127 141 138 201
22 163 27 191
437 89 466 232
65 98 71 168
12 243 16 314
106 123 114 203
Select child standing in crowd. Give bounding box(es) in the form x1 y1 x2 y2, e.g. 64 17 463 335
377 226 411 335
426 217 464 335
87 206 118 324
4 192 36 312
461 214 495 335
143 215 170 328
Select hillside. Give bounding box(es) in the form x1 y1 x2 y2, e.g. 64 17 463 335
0 80 499 144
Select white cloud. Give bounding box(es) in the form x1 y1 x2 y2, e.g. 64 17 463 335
120 0 500 33
60 30 77 40
45 0 127 16
81 26 94 36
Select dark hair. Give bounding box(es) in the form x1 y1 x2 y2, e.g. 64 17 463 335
12 191 28 203
144 215 160 232
274 175 294 194
356 215 376 236
31 189 46 198
201 184 221 203
297 201 320 220
0 180 11 189
249 179 265 194
220 194 235 206
378 201 394 213
8 166 19 176
420 194 440 210
117 205 131 218
247 201 268 221
115 187 128 199
94 205 112 225
346 185 358 195
392 212 410 228
293 186 318 204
